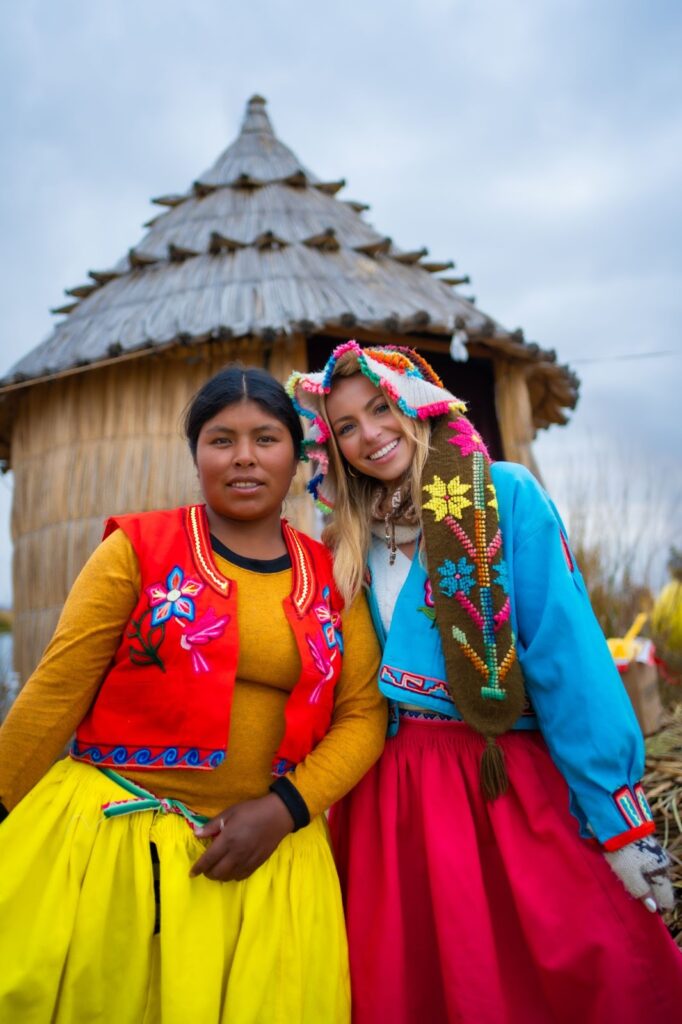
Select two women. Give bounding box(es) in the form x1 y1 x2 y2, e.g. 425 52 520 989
289 341 682 1024
0 366 386 1023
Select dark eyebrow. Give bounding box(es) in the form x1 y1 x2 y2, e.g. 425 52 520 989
204 422 286 435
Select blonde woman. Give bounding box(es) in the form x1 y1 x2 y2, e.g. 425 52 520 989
289 341 682 1024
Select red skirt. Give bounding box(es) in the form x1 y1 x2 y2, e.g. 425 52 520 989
330 717 682 1024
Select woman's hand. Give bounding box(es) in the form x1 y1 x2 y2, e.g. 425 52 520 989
190 793 294 882
604 836 675 912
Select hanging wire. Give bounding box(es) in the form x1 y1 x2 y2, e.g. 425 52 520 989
571 350 680 365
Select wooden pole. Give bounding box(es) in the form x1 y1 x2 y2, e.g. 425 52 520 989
493 359 543 481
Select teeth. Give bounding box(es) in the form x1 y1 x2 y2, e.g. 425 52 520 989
369 440 398 461
231 481 259 488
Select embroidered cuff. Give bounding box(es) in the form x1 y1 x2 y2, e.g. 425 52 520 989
269 777 311 832
0 800 8 823
602 783 656 851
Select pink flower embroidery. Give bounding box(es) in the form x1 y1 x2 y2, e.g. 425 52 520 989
314 585 344 652
146 566 204 626
180 607 230 674
424 578 435 608
448 419 489 459
306 633 336 703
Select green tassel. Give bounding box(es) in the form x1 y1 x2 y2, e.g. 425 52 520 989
480 737 508 801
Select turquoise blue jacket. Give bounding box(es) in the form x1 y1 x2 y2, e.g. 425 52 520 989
367 462 654 849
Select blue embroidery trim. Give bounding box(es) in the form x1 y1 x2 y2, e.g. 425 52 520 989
380 664 455 711
272 757 297 777
70 740 225 769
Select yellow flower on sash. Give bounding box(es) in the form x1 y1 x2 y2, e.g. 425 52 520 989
487 484 498 511
423 474 472 521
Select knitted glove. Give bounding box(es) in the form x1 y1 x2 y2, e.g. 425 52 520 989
604 836 675 912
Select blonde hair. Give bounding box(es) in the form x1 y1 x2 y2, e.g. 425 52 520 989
320 364 432 604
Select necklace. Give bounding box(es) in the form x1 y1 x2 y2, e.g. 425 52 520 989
371 486 420 565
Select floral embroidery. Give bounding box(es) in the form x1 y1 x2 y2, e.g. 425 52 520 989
306 633 336 703
448 419 489 459
422 474 472 522
487 484 498 511
127 611 167 672
146 566 204 626
418 577 437 623
492 561 509 594
127 566 206 673
179 608 231 674
314 585 344 652
431 451 517 703
438 557 476 597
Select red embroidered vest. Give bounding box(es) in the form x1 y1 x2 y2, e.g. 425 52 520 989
72 506 344 775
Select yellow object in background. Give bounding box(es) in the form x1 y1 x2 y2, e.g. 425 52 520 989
607 612 663 735
607 612 648 667
652 580 682 654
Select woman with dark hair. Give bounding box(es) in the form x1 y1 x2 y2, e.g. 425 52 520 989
289 341 682 1024
0 365 385 1023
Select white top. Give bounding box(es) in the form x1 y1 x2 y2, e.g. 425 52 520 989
367 536 412 635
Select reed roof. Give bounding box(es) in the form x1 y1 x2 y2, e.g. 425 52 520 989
0 94 578 456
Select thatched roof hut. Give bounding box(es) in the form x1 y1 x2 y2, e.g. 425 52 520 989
0 94 578 682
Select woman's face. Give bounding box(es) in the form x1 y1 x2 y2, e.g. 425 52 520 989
195 399 298 527
325 373 416 488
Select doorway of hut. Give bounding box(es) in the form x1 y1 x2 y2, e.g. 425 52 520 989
305 336 505 462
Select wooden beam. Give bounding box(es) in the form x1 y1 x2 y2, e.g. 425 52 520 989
65 283 97 298
354 237 392 256
282 171 308 187
393 248 428 265
314 180 346 195
420 260 455 273
493 359 543 481
342 199 370 213
253 231 288 250
319 324 452 353
168 244 199 262
303 228 340 251
88 269 122 284
439 275 471 287
50 302 78 315
193 180 220 196
128 248 158 268
151 193 186 207
209 232 246 254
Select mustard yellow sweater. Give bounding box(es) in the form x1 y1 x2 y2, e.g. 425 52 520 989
0 529 386 818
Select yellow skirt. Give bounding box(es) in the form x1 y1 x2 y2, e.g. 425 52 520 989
0 759 350 1024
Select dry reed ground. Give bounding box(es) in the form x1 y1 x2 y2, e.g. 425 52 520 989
644 702 682 946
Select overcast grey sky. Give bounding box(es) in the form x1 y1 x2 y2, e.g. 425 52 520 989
1 0 680 605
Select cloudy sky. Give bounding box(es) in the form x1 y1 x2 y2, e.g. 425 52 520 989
0 0 680 605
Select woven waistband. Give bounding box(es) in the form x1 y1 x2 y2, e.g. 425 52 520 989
97 767 209 831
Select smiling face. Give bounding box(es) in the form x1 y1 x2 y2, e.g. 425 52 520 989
325 373 416 487
195 398 298 532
